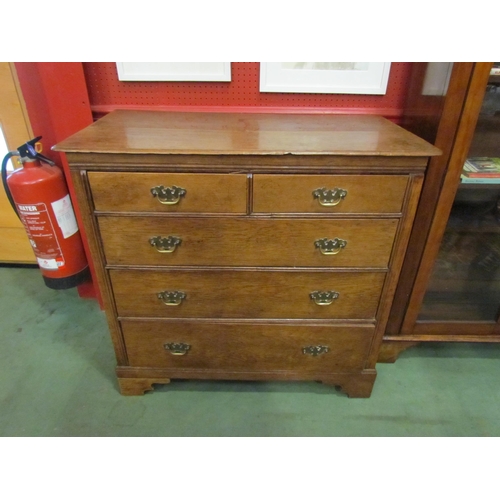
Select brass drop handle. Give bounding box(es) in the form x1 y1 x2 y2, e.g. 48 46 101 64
157 291 186 306
310 290 339 306
302 345 330 356
149 236 182 253
151 185 186 205
314 238 347 255
164 342 191 355
312 187 347 206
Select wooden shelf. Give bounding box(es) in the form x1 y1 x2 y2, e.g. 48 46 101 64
459 181 500 190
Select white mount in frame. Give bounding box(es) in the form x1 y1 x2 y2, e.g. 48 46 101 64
116 63 231 82
260 63 391 95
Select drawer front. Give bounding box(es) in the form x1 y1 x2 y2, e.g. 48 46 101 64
121 321 375 373
88 172 248 213
99 217 398 268
110 269 385 320
253 174 408 214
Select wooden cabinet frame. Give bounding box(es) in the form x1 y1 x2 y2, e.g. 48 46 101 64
382 62 499 362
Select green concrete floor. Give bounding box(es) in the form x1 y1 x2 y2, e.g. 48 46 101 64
1 265 499 437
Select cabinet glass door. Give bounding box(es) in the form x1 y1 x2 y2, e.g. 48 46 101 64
419 68 500 321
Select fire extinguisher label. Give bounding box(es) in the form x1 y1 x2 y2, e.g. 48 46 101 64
36 257 59 270
16 202 65 269
51 194 79 239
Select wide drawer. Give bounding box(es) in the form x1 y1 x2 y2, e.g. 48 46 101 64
88 172 248 213
110 269 385 320
99 217 399 268
252 174 408 214
121 320 375 373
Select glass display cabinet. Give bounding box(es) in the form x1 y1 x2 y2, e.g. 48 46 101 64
382 62 500 361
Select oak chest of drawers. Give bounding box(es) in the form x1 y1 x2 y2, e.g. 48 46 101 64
55 110 440 397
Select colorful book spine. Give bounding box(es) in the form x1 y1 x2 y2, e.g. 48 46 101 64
460 174 500 184
463 158 500 178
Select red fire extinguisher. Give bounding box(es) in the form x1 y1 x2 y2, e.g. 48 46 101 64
1 137 90 289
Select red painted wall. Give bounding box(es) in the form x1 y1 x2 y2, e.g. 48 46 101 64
14 63 93 164
84 62 412 120
14 63 98 300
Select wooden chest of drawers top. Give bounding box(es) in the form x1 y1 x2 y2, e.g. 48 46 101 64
55 110 440 164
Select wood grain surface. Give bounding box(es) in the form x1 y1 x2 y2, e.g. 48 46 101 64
55 110 441 157
98 216 399 268
120 320 375 373
110 269 385 320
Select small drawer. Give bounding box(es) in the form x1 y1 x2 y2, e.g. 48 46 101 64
252 174 408 214
88 172 248 213
110 269 385 320
99 216 399 268
121 320 375 373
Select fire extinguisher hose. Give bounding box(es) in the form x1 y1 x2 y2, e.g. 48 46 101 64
1 151 20 219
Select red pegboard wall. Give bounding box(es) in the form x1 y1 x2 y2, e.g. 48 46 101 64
83 62 411 117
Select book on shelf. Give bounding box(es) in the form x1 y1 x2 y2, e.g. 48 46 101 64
460 174 500 184
462 158 500 178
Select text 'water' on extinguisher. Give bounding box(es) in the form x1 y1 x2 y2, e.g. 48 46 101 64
1 137 90 289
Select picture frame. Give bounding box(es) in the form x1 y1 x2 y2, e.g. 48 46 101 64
116 62 232 82
259 62 391 95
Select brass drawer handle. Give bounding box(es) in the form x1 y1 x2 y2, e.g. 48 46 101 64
310 290 339 306
314 237 347 255
312 187 347 206
151 185 186 205
149 236 182 253
164 342 191 355
157 291 186 306
302 345 330 356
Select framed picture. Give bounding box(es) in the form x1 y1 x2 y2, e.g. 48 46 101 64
259 62 391 95
421 62 453 96
116 62 231 82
